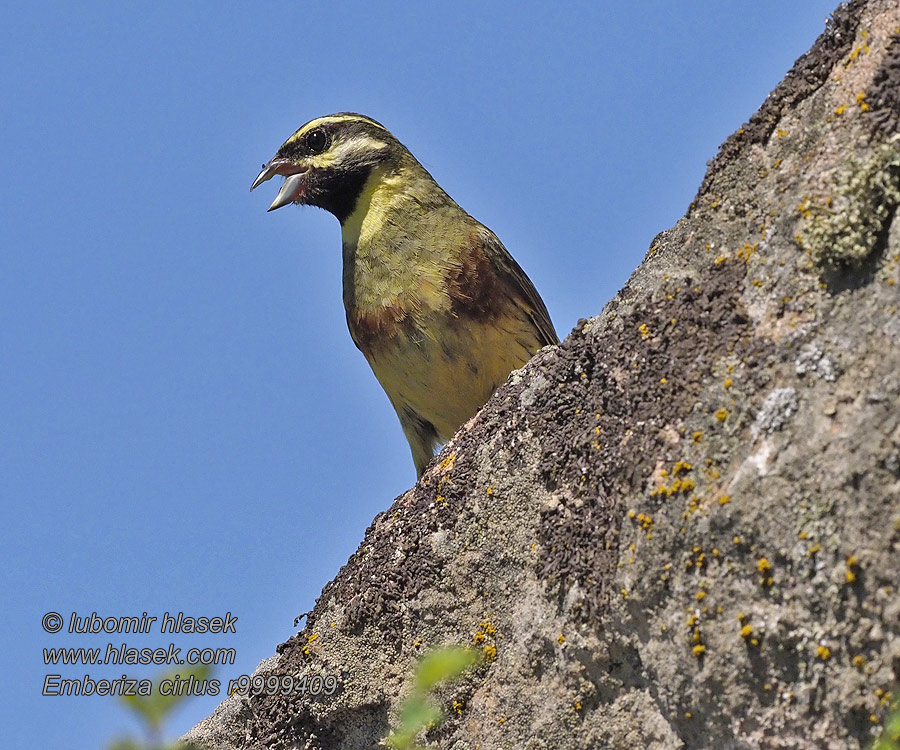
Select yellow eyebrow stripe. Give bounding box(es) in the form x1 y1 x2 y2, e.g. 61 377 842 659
285 114 388 147
304 135 389 169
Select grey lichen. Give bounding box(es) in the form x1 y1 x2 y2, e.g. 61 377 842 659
795 344 839 382
799 135 900 267
753 387 799 435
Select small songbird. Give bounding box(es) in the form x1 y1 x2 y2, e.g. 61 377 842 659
251 113 558 477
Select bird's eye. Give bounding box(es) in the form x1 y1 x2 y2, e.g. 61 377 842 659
305 129 328 154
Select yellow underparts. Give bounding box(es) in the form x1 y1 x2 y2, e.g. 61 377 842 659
366 308 540 440
341 166 543 447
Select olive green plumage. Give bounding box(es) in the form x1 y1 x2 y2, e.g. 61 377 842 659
252 113 557 477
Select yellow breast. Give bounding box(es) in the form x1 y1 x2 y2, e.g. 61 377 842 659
362 308 542 439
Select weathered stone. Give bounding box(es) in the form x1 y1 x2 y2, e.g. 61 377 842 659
184 2 900 747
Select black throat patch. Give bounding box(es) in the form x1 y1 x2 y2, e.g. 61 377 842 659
310 163 375 225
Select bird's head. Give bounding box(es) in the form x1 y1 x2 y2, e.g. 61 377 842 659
251 113 406 223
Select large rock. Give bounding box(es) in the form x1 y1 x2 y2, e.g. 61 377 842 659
185 1 900 747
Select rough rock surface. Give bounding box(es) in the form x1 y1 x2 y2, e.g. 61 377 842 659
185 2 900 747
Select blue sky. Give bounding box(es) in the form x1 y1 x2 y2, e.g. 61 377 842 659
2 2 841 747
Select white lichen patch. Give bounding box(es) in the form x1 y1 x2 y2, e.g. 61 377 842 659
519 374 550 408
753 388 799 436
795 344 839 382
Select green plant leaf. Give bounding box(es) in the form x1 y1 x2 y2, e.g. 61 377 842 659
119 664 212 730
415 647 478 692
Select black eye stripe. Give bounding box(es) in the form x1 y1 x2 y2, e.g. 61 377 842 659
305 129 328 154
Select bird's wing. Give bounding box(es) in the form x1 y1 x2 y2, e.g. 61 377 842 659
477 228 559 348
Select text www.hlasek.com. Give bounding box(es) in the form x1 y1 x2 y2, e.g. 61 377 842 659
44 642 236 667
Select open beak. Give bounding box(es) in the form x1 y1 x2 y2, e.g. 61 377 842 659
250 158 309 212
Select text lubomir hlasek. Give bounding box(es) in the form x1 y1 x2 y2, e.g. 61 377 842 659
67 611 237 634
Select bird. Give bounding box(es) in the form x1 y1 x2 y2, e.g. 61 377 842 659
251 113 558 477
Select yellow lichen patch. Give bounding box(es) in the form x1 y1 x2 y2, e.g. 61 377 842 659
715 408 729 422
557 634 565 645
817 645 832 661
439 452 456 472
846 554 860 583
737 243 758 262
808 543 821 557
776 129 789 138
714 255 728 266
653 461 697 500
452 700 464 715
692 644 707 657
483 644 497 661
472 619 497 652
856 91 869 112
652 477 695 498
638 323 651 340
718 495 731 506
835 104 847 116
692 431 703 443
846 46 868 66
496 715 506 725
740 624 754 639
723 377 733 390
686 546 707 569
684 496 702 519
